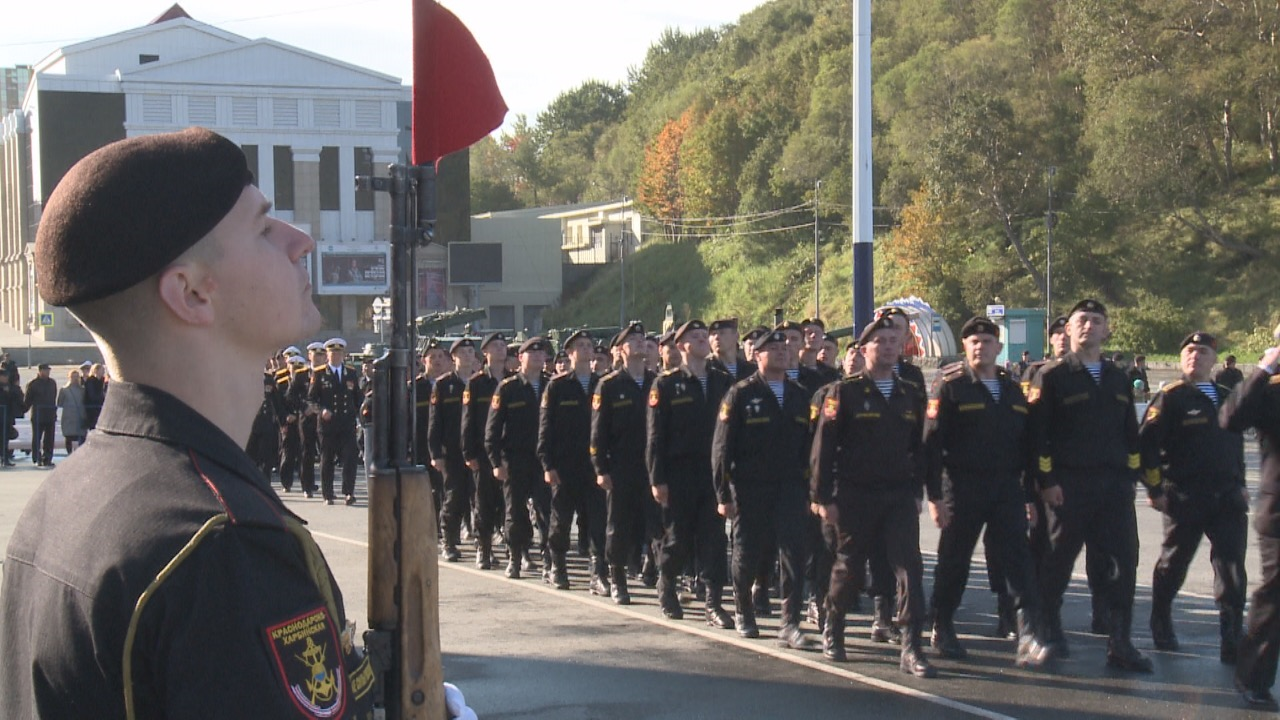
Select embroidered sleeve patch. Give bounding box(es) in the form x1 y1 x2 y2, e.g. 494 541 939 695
491 393 501 411
823 396 839 420
1027 386 1041 404
592 393 603 411
264 606 348 719
926 398 940 419
1144 404 1160 423
649 387 661 408
462 389 471 405
719 401 732 422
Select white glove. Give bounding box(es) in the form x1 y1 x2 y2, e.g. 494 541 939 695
444 682 477 720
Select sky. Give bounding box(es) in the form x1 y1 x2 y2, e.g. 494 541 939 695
1 0 766 131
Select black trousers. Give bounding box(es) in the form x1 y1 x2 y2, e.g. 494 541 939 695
828 490 924 626
732 484 810 623
301 420 318 493
503 453 550 557
1238 535 1280 694
1153 486 1248 610
319 424 358 499
931 475 1040 618
472 458 505 546
605 467 648 568
548 463 606 562
659 471 728 590
278 423 301 490
1039 469 1139 616
438 454 472 541
246 429 278 479
31 415 56 464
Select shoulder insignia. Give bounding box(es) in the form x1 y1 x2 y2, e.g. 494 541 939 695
1164 379 1185 392
648 386 661 407
1027 386 1041 404
462 389 471 405
1144 403 1160 423
898 376 921 389
264 606 348 718
927 397 941 419
940 361 966 381
490 393 501 410
592 392 603 411
822 395 839 420
719 401 731 422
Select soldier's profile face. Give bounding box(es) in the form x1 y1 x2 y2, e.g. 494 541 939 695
843 346 863 375
679 329 710 360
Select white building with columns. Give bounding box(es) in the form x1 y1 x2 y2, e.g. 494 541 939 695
0 4 430 341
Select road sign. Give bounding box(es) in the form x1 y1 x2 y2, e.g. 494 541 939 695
931 317 942 332
985 304 1005 318
38 312 54 328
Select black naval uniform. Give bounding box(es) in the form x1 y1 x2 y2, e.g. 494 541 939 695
413 373 444 513
1140 376 1246 658
247 373 285 480
1224 366 1280 705
590 367 656 603
1029 352 1149 670
277 365 306 493
310 363 362 503
540 371 606 590
712 372 813 643
462 369 506 568
0 383 375 719
291 365 322 496
811 369 932 675
486 373 551 577
708 356 757 382
429 371 471 561
647 366 735 626
923 362 1047 664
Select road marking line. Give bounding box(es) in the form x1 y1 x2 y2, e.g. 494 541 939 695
308 530 1017 720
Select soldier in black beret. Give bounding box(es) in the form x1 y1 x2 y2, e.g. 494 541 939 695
798 318 839 386
1029 298 1152 671
429 338 477 562
462 332 510 569
812 312 935 676
656 331 682 372
923 317 1052 667
1 128 399 717
708 317 756 381
1140 331 1247 663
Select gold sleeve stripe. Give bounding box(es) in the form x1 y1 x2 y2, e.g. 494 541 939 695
124 514 232 720
1038 456 1052 473
1143 468 1162 489
1128 453 1141 470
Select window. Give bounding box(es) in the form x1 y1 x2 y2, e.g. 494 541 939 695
314 99 341 128
188 96 216 125
319 146 340 211
231 97 257 125
273 146 294 211
139 54 159 65
273 98 299 127
355 147 374 211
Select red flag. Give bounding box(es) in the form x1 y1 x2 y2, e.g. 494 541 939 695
412 0 508 165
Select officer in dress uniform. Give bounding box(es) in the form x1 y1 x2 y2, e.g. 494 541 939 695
923 317 1051 668
591 323 655 604
1223 343 1280 709
647 320 736 630
274 347 300 491
1029 299 1151 672
540 330 607 593
279 353 311 496
713 328 816 650
707 317 757 381
486 337 553 579
296 341 328 495
463 333 509 569
310 338 362 506
811 314 934 678
430 338 474 562
1139 332 1247 662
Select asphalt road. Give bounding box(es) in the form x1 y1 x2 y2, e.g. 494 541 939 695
0 403 1275 719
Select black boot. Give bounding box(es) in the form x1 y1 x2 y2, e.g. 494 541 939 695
1042 605 1069 658
995 593 1017 639
505 546 523 579
1106 608 1153 673
590 559 611 597
823 604 847 661
1090 593 1110 635
641 553 658 588
931 613 967 659
658 574 683 620
476 537 493 570
550 552 570 590
706 586 736 630
901 622 938 678
1220 608 1243 665
778 596 816 650
735 586 760 638
610 566 631 605
753 584 773 618
1014 609 1054 669
1149 601 1178 651
871 595 901 644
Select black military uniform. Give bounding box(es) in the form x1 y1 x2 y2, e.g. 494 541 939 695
0 383 376 718
811 314 933 677
712 330 814 648
540 330 606 592
298 344 327 495
24 368 58 466
247 371 284 480
429 340 473 563
462 333 508 570
647 320 735 628
1029 299 1149 671
1139 332 1246 660
1215 360 1246 393
590 324 656 604
1223 355 1280 709
486 338 552 579
309 341 362 505
922 317 1050 667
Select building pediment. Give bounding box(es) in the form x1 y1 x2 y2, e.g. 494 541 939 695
121 39 404 90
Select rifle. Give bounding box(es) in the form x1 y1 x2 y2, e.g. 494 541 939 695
355 163 446 720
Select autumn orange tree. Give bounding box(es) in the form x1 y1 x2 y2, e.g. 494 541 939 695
636 108 695 239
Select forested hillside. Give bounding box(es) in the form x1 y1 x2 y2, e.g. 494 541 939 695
471 0 1280 353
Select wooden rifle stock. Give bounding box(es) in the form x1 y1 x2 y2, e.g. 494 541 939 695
357 164 445 720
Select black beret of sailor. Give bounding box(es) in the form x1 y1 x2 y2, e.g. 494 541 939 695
519 337 550 355
562 330 592 349
857 314 898 345
754 328 787 351
613 322 645 347
449 337 474 355
1068 298 1108 318
672 320 707 344
1047 316 1068 335
801 317 825 330
960 316 1000 339
479 332 506 351
708 318 739 332
36 127 254 307
1180 331 1217 351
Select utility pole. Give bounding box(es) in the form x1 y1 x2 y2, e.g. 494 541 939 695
851 0 874 334
1046 166 1056 331
813 179 821 319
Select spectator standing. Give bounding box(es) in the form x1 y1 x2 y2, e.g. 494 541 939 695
56 369 88 454
24 364 58 467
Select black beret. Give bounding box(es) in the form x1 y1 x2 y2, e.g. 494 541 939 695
37 363 51 370
594 344 608 355
422 337 442 354
1069 298 1108 318
1180 331 1217 351
554 350 569 362
857 314 897 345
672 320 707 344
657 331 675 347
479 332 507 351
562 329 592 349
36 127 254 307
823 333 838 344
960 316 1000 339
519 336 550 355
754 328 787 351
801 318 825 330
775 320 804 334
708 318 739 332
873 306 908 321
743 327 766 345
449 337 474 355
1047 316 1068 335
614 322 645 347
